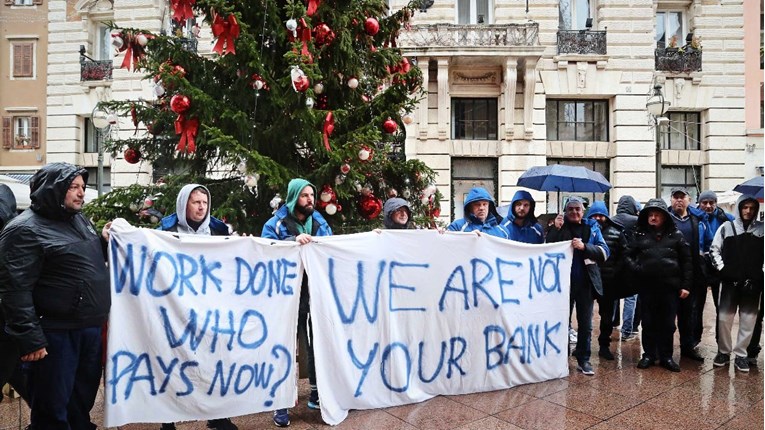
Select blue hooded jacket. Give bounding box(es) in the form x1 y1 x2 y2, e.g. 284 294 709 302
693 205 734 252
447 187 508 238
501 190 543 244
261 179 332 240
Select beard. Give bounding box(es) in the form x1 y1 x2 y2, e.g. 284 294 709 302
295 203 314 217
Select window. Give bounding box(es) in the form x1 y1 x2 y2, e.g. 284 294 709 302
2 116 40 149
457 0 490 24
12 43 33 78
546 100 608 141
545 159 609 213
85 167 111 193
661 166 700 201
97 26 111 61
660 112 700 150
452 98 498 140
12 0 34 5
559 0 594 30
83 118 100 153
656 11 684 48
451 158 496 220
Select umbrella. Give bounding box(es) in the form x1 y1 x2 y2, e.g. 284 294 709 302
517 165 612 212
733 176 763 200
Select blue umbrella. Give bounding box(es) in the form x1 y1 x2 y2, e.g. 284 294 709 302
517 165 612 212
733 176 764 199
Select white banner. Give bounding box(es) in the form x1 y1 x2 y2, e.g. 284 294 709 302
303 230 572 425
104 219 301 427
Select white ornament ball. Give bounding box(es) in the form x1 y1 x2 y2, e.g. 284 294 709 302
420 195 429 205
358 148 370 161
305 97 315 109
129 202 140 212
335 174 346 185
313 83 324 94
320 191 332 203
403 189 411 199
347 77 359 89
254 80 264 90
135 34 148 47
325 203 337 215
353 181 363 192
112 36 124 50
245 175 258 188
270 194 283 209
402 112 414 125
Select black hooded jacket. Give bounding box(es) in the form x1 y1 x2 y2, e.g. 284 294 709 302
0 163 111 355
623 198 692 292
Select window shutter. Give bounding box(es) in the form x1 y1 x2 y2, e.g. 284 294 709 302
12 45 23 77
22 44 33 77
2 117 11 149
12 44 33 78
30 116 40 149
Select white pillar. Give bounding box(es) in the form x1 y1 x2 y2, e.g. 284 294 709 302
503 57 518 141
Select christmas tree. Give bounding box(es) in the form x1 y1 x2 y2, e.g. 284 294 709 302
84 0 442 234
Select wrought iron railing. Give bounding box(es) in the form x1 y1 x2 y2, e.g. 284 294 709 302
398 23 540 48
556 30 607 55
175 37 198 53
654 47 702 73
80 59 113 81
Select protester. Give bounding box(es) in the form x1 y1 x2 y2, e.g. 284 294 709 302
624 198 691 372
382 197 412 230
586 201 625 361
668 187 706 362
611 195 642 341
501 190 544 244
0 184 28 404
0 163 110 428
157 184 236 430
262 178 332 428
446 187 508 238
546 196 609 375
710 195 764 372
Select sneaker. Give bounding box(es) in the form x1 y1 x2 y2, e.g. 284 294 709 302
569 328 578 344
734 356 750 372
273 409 290 428
621 332 638 341
577 360 595 375
307 388 320 410
713 352 730 367
207 418 237 430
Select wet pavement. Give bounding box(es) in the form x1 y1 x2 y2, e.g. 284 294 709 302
2 298 762 429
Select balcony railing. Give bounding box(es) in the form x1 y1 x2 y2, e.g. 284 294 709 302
398 23 540 49
556 30 607 55
655 47 702 73
80 59 113 81
175 37 198 53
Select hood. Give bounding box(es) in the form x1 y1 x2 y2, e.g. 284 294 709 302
637 198 676 233
285 178 316 217
0 184 17 229
30 162 88 220
508 190 537 224
463 187 501 224
615 195 640 216
735 194 760 222
174 183 212 235
586 200 609 219
383 198 412 229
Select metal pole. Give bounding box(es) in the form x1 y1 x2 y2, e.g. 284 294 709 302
97 129 104 197
655 118 661 199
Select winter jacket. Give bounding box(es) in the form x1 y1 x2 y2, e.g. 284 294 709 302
710 195 764 284
624 198 692 292
500 190 544 244
383 198 412 229
157 184 229 236
447 187 508 238
586 201 625 285
611 195 640 233
0 163 111 356
0 184 17 230
546 216 609 296
671 206 706 288
699 206 734 252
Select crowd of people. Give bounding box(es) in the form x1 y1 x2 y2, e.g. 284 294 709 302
0 161 762 429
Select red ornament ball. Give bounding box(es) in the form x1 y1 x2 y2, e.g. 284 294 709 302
170 94 191 114
364 17 380 36
382 117 398 134
293 75 310 92
124 148 141 164
172 65 186 78
399 57 411 74
313 23 336 46
340 163 351 174
358 194 383 220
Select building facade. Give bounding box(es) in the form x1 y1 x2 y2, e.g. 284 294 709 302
0 0 48 178
397 0 752 220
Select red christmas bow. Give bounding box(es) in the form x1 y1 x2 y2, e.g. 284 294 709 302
322 111 334 151
212 13 240 55
306 0 321 16
117 33 149 71
175 115 199 153
170 0 195 22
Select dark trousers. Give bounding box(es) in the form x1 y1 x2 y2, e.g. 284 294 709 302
640 288 679 361
691 285 708 346
0 339 29 403
569 283 594 361
747 291 764 358
676 285 696 351
298 283 316 386
597 295 616 347
29 326 102 430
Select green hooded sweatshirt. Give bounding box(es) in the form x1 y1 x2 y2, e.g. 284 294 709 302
285 178 316 235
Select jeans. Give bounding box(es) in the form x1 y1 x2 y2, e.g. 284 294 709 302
29 326 102 430
570 282 594 361
621 294 639 337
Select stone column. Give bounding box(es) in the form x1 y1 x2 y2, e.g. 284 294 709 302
523 58 537 140
503 57 518 141
418 56 429 140
437 57 449 140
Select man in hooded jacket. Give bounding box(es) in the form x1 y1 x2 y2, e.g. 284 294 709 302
447 187 508 238
262 178 332 427
501 190 544 244
382 198 412 230
612 195 642 341
0 163 110 429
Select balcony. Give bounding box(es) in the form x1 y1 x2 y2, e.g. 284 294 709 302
80 59 113 81
174 37 198 53
556 30 607 55
398 23 542 55
655 47 702 73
